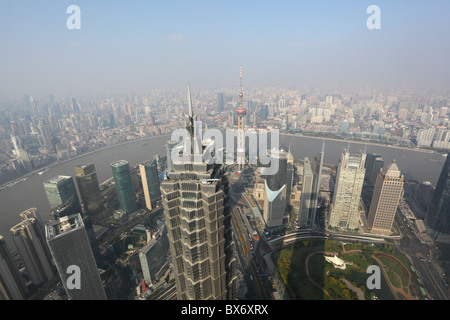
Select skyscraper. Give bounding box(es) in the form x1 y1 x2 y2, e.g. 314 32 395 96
44 175 82 219
217 93 224 113
139 157 161 211
111 160 137 214
44 175 80 211
75 163 105 223
10 209 54 285
138 222 169 285
37 118 53 151
45 213 107 300
260 105 268 120
262 149 288 228
329 150 366 230
365 153 384 186
264 149 288 193
286 149 294 204
10 134 32 171
367 161 404 234
425 152 450 240
160 84 236 300
0 235 28 300
166 140 179 173
45 175 99 261
72 98 80 113
309 142 325 227
263 181 286 228
299 158 314 228
339 119 350 135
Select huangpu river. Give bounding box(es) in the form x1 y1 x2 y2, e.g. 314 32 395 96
0 132 446 244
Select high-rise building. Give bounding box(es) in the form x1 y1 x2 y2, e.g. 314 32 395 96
45 175 98 261
309 142 325 227
75 163 105 223
299 158 314 228
329 150 366 230
45 213 107 300
433 129 450 150
44 175 81 212
262 149 288 227
10 209 54 285
166 140 179 173
72 98 80 113
260 105 268 120
339 120 350 134
417 127 436 147
367 161 404 234
217 93 224 113
108 112 115 129
425 152 450 240
263 181 286 228
138 222 169 285
37 118 53 151
139 157 161 211
160 84 236 300
365 153 384 186
264 150 288 193
286 149 294 203
111 160 137 214
10 135 32 171
0 235 28 300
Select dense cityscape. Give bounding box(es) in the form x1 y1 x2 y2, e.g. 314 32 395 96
0 1 449 311
0 81 449 302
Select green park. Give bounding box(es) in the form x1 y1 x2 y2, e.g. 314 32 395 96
272 239 426 300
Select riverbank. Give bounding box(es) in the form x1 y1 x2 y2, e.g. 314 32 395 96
282 133 447 156
0 133 171 190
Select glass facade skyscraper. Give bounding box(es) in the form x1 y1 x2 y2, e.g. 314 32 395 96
139 157 161 210
44 175 80 211
75 163 105 222
45 213 107 300
425 152 450 240
309 142 325 227
44 175 82 221
111 160 137 214
217 93 224 113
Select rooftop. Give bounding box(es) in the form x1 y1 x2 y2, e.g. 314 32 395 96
44 175 72 184
111 160 129 168
46 213 83 239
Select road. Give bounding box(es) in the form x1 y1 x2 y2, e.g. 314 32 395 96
394 213 448 300
225 166 448 301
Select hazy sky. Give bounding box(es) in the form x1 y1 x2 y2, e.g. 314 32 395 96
1 0 450 98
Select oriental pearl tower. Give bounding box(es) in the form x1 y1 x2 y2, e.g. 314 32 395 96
236 66 247 172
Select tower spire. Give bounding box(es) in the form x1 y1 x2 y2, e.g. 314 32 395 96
188 82 193 117
186 83 195 137
236 66 247 171
239 65 243 108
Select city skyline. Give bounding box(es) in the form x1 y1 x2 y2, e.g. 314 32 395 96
1 1 450 99
0 0 449 303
